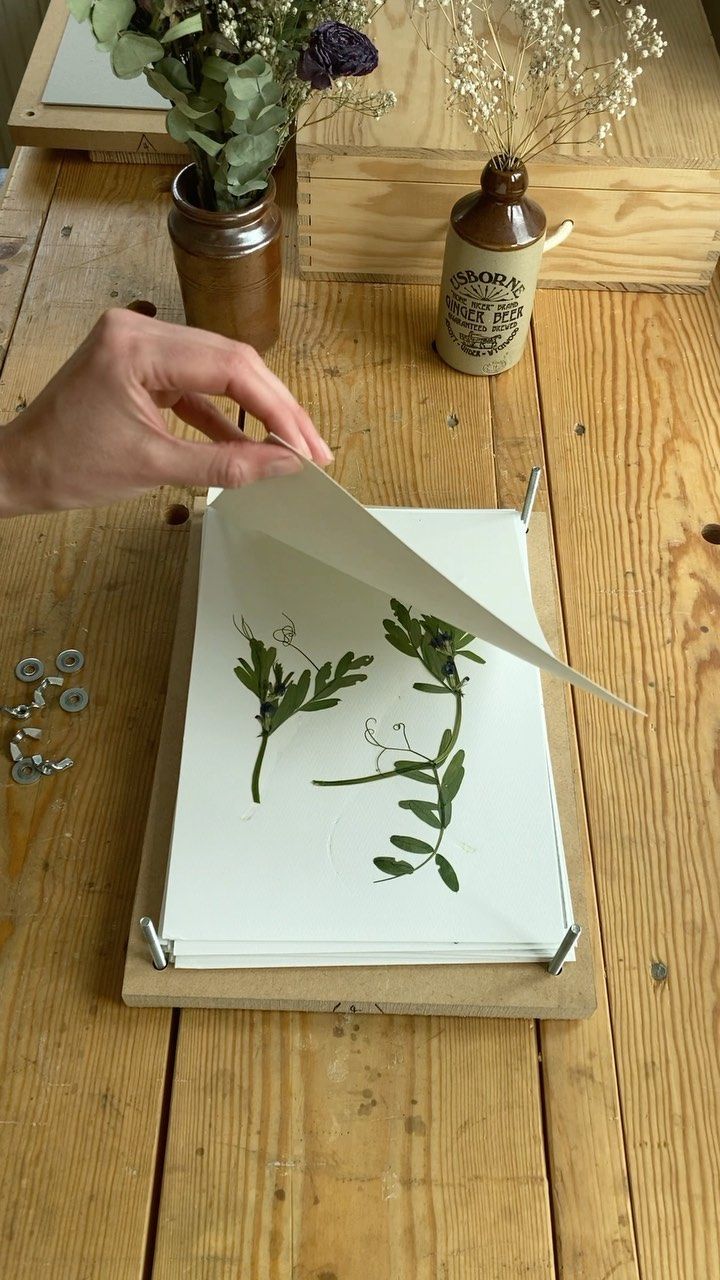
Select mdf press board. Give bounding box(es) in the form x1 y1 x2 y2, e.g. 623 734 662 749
9 0 183 159
123 511 595 1018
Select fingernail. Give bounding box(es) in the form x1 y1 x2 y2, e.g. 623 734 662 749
320 441 334 465
267 455 301 478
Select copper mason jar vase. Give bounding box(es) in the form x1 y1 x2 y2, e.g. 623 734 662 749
168 165 282 354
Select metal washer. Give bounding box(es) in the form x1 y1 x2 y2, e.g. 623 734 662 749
56 649 85 674
15 657 44 683
11 758 41 786
60 687 89 714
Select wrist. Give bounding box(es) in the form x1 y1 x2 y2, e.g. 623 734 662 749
0 417 38 518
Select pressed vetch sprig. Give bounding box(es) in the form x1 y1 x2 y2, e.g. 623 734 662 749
234 614 373 802
315 599 485 893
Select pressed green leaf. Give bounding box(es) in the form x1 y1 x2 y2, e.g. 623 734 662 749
458 648 486 664
302 698 341 712
413 682 450 694
234 665 258 694
68 0 93 20
383 621 416 657
373 857 415 877
390 835 434 855
162 12 203 42
393 760 435 784
312 660 332 696
390 598 412 631
112 32 164 78
91 0 134 45
437 728 453 760
270 667 311 731
441 749 465 804
398 799 442 829
436 854 460 892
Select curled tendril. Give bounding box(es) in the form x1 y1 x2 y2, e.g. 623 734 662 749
233 614 253 641
272 612 297 647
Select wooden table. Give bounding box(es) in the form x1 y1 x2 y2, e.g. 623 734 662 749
1 146 718 1280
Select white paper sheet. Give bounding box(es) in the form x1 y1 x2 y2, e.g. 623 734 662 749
159 505 574 965
212 450 635 711
43 17 164 109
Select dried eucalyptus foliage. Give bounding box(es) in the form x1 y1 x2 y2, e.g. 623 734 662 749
234 614 373 802
68 1 395 210
315 600 486 894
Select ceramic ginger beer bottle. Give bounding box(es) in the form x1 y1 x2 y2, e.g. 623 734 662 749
434 155 572 377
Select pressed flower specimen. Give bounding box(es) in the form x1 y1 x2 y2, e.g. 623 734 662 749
234 614 373 802
315 600 485 893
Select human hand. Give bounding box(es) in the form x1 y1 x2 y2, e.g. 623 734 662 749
0 309 333 517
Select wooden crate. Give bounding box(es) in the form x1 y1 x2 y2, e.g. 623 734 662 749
297 0 720 291
8 0 183 162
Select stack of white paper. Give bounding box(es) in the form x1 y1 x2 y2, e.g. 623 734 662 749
158 455 628 970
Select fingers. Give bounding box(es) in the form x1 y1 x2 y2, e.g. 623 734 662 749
157 435 304 490
166 391 243 444
105 312 333 465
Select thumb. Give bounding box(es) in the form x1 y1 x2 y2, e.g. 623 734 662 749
160 437 303 490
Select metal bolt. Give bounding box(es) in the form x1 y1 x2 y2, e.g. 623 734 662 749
15 657 44 683
59 687 89 714
56 649 85 674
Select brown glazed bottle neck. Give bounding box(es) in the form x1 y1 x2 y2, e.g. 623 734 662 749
451 154 546 252
169 164 281 259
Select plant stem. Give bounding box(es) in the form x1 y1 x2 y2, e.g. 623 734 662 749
251 733 269 803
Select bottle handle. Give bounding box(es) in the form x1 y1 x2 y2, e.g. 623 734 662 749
543 219 574 254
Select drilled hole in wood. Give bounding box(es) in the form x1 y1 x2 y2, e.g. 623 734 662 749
126 299 157 317
23 109 36 118
701 524 720 544
165 503 190 527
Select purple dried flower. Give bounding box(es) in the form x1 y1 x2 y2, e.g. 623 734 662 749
297 21 379 91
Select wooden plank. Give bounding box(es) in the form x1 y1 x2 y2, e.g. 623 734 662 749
8 0 181 156
299 0 720 172
0 155 192 1278
0 147 61 370
150 173 557 1279
298 176 719 290
531 273 720 1277
0 0 50 165
489 347 641 1279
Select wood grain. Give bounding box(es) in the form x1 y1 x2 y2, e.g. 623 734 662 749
297 0 720 289
150 170 557 1279
0 147 61 370
301 0 720 170
488 345 641 1280
0 155 189 1277
8 0 182 157
532 273 720 1277
298 174 720 289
